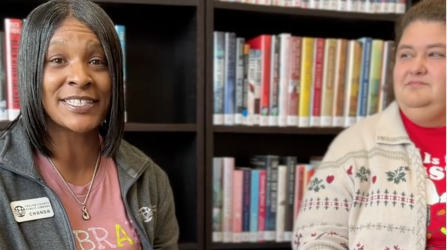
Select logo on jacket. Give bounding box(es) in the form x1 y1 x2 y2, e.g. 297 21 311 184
13 206 26 217
139 206 156 223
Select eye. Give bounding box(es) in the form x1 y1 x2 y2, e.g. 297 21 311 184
429 52 445 58
49 58 65 64
399 52 412 59
89 59 107 66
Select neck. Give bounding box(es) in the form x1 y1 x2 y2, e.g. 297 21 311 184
46 122 102 186
400 105 446 128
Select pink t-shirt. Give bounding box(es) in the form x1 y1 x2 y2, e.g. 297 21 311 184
34 153 142 250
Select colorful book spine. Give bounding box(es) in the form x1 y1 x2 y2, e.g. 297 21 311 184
114 25 127 122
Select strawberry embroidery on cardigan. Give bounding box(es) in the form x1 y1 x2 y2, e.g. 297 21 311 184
386 166 410 184
347 165 353 175
326 175 334 183
353 242 365 250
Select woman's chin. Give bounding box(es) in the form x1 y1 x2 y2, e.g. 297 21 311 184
60 121 101 134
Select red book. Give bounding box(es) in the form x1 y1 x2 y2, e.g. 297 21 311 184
311 38 325 127
4 18 22 121
247 35 272 126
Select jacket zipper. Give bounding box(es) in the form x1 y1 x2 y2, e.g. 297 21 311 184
121 166 154 250
120 172 153 250
2 167 77 250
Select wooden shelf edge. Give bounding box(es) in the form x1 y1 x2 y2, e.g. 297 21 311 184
179 242 198 250
125 123 196 132
94 0 197 6
2 0 197 7
213 242 292 249
0 121 196 132
213 125 345 135
213 1 401 21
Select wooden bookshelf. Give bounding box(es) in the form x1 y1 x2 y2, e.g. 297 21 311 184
214 0 401 21
213 125 345 135
125 123 197 132
1 0 419 249
205 0 414 250
0 122 197 132
1 0 198 6
213 242 291 249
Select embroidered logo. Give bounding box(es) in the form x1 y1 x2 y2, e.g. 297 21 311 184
139 206 156 223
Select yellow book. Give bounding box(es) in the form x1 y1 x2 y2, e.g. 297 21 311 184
298 37 314 127
320 38 337 127
367 39 384 116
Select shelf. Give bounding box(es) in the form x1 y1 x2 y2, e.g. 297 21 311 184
213 125 345 135
125 123 196 132
0 122 196 132
213 1 401 21
94 0 197 6
213 242 291 249
2 0 197 6
179 242 198 250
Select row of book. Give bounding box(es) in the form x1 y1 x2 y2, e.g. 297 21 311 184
212 32 396 128
0 18 128 122
217 0 406 13
212 155 321 243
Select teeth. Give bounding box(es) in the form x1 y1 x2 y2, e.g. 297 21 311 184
64 99 93 107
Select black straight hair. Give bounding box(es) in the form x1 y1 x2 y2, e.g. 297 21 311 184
6 0 125 158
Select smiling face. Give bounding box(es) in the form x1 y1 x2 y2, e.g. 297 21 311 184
393 20 446 127
42 16 112 134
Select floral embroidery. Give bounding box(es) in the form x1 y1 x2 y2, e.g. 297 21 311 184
355 166 371 182
308 177 326 192
384 246 405 250
386 166 410 184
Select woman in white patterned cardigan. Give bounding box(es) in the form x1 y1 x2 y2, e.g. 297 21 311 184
292 0 446 249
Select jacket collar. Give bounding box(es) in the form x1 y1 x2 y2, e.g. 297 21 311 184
375 101 412 145
0 119 147 181
0 120 41 180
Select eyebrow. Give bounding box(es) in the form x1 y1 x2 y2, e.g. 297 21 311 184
398 43 446 50
48 39 102 49
87 41 103 50
49 39 65 46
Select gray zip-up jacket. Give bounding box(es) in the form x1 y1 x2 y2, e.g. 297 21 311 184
0 122 179 250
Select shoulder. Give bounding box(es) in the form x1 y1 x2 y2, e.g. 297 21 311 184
328 113 382 154
117 139 170 185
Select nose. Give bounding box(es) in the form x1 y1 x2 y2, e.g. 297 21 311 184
67 60 92 88
409 56 428 76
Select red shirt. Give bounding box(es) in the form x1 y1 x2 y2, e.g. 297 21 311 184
401 111 446 250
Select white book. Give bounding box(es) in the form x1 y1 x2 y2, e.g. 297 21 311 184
275 166 288 242
278 34 291 127
222 158 234 242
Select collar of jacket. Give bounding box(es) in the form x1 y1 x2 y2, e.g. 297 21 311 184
0 119 148 182
375 101 412 146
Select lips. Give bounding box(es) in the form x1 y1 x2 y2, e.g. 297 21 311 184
61 96 98 107
60 96 98 114
406 81 428 87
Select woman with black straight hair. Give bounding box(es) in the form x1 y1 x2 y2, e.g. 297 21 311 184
0 0 179 249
